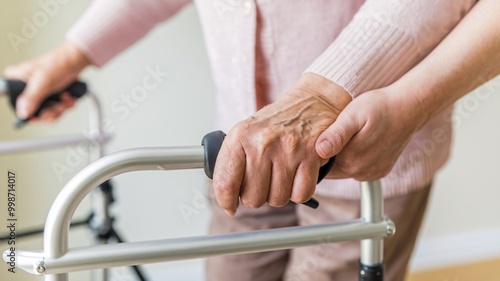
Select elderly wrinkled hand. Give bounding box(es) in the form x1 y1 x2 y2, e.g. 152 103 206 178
3 41 90 122
212 74 351 216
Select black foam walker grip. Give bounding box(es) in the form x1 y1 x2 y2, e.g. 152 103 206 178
6 79 87 122
202 130 336 209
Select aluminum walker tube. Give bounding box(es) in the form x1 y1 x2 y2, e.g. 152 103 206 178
1 86 108 281
2 145 394 280
0 91 109 156
359 180 394 281
42 146 205 280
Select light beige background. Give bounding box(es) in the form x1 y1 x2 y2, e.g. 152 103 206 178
0 1 499 280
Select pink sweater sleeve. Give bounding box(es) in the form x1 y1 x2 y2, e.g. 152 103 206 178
67 0 191 66
306 0 478 98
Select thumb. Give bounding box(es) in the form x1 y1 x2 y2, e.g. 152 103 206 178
316 111 360 159
16 73 53 119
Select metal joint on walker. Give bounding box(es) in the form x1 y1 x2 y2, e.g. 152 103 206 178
385 219 396 237
35 261 47 274
2 248 46 275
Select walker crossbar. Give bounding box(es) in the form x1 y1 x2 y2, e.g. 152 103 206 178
0 89 108 156
0 133 110 155
3 140 394 281
13 219 388 275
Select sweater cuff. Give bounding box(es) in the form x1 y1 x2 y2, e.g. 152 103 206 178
306 17 418 98
306 0 478 98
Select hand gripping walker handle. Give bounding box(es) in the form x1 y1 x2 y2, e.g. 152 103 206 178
3 79 87 128
201 130 336 209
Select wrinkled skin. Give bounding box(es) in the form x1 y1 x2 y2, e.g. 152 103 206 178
213 74 350 216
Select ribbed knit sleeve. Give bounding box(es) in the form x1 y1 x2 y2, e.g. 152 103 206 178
66 0 192 66
306 0 478 98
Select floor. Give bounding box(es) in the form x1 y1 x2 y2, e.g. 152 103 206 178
406 258 500 281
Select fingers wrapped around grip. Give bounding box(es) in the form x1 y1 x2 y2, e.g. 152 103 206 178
202 130 334 214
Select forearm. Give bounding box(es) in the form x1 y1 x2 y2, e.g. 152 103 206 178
67 0 191 66
389 0 500 125
306 0 477 98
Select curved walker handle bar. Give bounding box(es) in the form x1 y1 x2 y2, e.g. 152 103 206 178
1 131 392 280
202 130 336 209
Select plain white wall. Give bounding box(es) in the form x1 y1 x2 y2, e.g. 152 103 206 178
422 81 500 238
1 1 499 281
410 77 500 270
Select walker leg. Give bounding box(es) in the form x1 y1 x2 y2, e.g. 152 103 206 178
359 180 385 281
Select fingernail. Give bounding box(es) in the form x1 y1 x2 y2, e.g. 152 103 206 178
318 140 333 157
224 209 236 217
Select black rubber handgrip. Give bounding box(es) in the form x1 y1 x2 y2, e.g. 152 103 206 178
202 130 336 209
202 131 227 180
6 79 87 118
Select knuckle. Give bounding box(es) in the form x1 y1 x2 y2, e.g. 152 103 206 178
241 197 264 209
230 122 246 136
213 179 235 197
290 186 314 204
290 193 311 204
267 197 289 208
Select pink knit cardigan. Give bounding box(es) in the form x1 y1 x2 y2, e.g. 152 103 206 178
67 0 478 199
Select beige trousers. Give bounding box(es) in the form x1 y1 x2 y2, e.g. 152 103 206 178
206 184 431 281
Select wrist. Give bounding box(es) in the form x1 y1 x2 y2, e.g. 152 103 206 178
295 73 352 113
383 84 430 132
54 40 91 75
